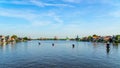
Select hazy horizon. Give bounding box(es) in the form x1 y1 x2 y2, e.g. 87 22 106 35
0 0 120 38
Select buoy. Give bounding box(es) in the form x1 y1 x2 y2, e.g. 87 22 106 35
52 43 54 46
106 42 110 49
38 42 41 45
72 44 75 48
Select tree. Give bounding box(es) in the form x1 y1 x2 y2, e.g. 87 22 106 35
23 37 28 40
93 34 98 37
11 35 18 40
88 36 93 41
115 35 120 43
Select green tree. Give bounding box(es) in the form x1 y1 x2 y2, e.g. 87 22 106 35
93 34 98 37
88 36 92 41
23 37 28 40
116 35 120 43
11 35 18 40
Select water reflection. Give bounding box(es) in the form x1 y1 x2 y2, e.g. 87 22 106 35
106 43 110 55
93 42 97 48
52 43 54 46
0 44 6 50
106 48 110 55
38 42 41 45
92 42 102 48
0 42 7 46
0 41 120 68
0 42 16 52
112 43 119 50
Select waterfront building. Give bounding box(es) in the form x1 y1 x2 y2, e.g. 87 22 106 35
54 36 58 40
0 35 6 43
103 36 112 41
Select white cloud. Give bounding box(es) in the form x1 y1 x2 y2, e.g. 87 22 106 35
0 0 31 5
0 7 63 26
30 0 73 7
85 0 120 6
62 0 82 3
62 0 120 7
0 7 36 20
47 12 63 24
109 10 120 17
0 0 73 7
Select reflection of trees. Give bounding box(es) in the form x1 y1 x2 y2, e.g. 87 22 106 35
72 44 75 48
106 48 110 55
112 43 119 50
0 42 6 46
92 42 99 48
0 41 17 52
0 43 7 52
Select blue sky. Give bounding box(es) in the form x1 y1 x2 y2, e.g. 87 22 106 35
0 0 120 38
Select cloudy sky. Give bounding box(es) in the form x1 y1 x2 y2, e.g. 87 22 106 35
0 0 120 38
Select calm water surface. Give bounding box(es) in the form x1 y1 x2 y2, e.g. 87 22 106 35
0 40 120 68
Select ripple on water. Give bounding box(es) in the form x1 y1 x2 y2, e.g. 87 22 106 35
0 41 120 68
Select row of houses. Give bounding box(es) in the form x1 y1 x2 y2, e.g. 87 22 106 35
81 35 120 43
0 35 31 44
0 35 16 43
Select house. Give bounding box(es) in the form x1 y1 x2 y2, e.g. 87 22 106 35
0 35 6 43
0 35 2 41
5 35 11 42
103 36 112 41
92 35 101 42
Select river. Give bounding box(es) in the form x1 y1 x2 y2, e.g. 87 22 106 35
0 40 120 68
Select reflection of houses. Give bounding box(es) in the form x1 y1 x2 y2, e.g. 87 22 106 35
116 35 120 42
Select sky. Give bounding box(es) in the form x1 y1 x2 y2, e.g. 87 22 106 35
0 0 120 38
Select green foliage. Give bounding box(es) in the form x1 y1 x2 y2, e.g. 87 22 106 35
93 34 97 37
11 35 18 39
115 35 120 43
116 35 120 40
88 36 92 41
23 37 28 40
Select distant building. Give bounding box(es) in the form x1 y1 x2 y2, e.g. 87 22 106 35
66 36 70 41
54 36 58 40
0 35 6 43
76 35 79 41
5 35 11 42
103 36 112 41
92 35 101 42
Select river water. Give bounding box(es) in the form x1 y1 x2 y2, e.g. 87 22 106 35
0 40 120 68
